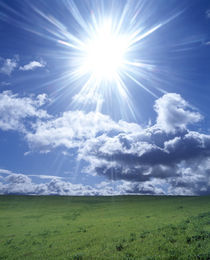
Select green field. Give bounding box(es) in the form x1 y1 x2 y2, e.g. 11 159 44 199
1 195 210 259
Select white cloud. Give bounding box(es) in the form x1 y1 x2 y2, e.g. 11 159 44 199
1 164 210 196
0 169 13 175
116 180 165 195
19 60 46 71
0 91 49 131
0 57 18 75
26 110 136 150
0 57 46 74
23 92 210 195
26 93 202 153
154 93 202 133
1 91 210 195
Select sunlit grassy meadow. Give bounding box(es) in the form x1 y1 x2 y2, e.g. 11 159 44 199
0 195 210 259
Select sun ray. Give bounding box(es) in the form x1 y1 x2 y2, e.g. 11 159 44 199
0 0 185 119
124 71 158 98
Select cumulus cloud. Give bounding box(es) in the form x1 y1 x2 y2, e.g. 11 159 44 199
0 57 18 75
1 91 210 195
19 60 46 71
0 91 49 131
79 125 210 195
23 92 210 195
26 110 141 150
154 93 202 133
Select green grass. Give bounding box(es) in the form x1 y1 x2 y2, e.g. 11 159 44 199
0 195 210 259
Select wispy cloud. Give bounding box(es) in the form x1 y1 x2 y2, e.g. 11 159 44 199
0 57 18 75
19 60 46 71
206 9 210 19
0 57 46 75
0 81 11 87
0 169 13 175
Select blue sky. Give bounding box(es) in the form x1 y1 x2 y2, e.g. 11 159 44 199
0 0 210 195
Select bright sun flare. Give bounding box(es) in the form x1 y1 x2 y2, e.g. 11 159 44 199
58 13 164 107
81 21 128 81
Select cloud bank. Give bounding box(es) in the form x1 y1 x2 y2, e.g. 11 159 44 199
1 91 210 195
0 169 132 196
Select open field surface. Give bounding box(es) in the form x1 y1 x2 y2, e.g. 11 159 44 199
0 195 210 259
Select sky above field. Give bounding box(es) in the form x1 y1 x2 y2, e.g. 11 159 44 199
0 0 210 196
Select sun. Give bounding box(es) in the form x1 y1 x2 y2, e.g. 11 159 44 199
80 21 128 82
58 12 164 108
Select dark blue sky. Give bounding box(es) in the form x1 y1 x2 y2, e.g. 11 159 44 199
0 0 210 195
